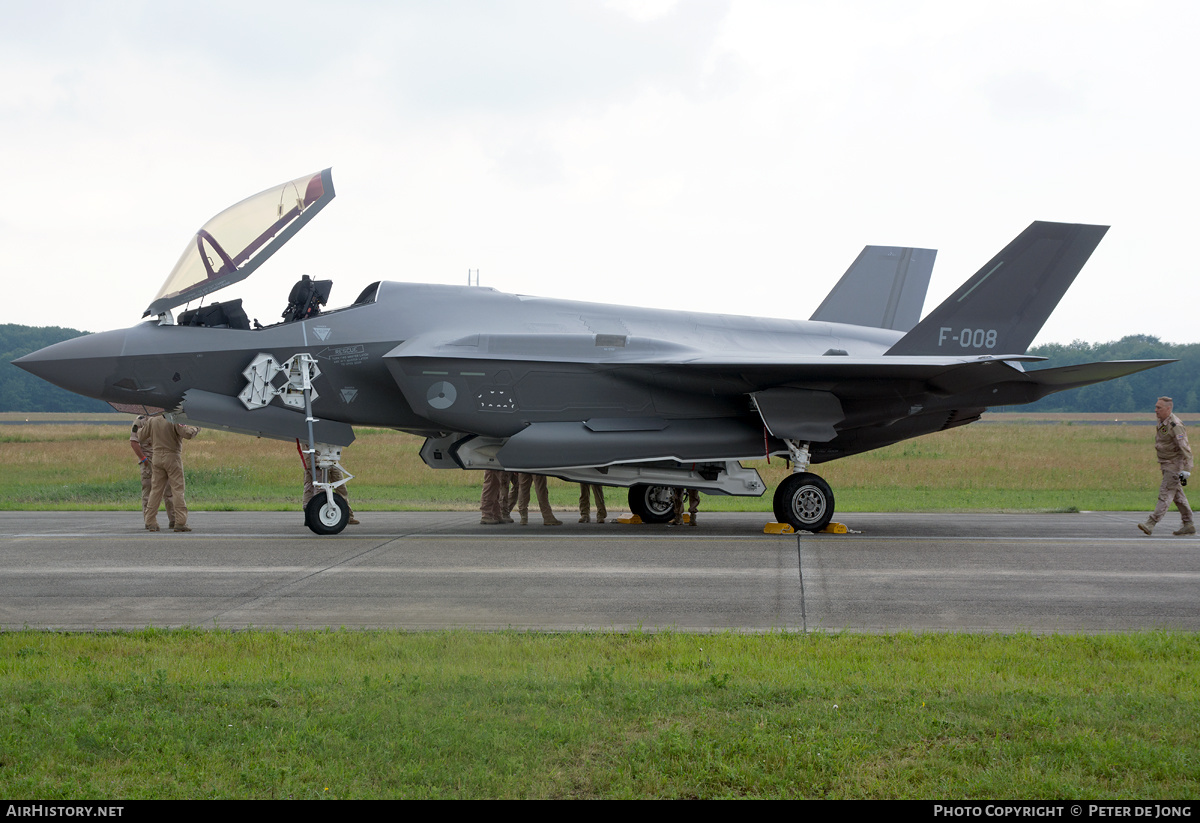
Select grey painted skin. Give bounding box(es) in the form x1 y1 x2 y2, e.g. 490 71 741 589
13 170 1172 534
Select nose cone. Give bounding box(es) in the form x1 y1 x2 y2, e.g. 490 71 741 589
12 328 129 400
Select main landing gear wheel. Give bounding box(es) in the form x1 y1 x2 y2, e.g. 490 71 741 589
773 472 835 532
628 484 675 524
305 493 350 535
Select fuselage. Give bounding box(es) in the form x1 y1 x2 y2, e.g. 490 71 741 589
18 281 903 435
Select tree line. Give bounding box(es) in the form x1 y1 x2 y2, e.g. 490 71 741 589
1011 336 1200 413
1 324 1196 414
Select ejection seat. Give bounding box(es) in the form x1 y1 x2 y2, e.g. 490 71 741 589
282 275 333 322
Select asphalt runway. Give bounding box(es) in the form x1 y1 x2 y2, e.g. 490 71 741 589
1 510 1197 633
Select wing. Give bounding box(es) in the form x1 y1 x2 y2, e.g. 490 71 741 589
383 330 1170 468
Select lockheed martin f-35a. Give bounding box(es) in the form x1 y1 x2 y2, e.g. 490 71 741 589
14 169 1172 533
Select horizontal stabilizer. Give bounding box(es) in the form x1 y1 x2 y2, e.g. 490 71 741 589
945 359 1176 409
887 222 1107 357
810 246 936 332
1018 359 1176 399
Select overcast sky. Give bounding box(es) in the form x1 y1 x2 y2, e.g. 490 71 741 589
3 0 1197 346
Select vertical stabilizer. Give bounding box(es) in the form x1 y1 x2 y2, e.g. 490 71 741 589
885 222 1107 356
809 246 936 332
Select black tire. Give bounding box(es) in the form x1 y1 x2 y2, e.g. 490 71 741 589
305 493 350 535
628 484 675 524
773 473 835 532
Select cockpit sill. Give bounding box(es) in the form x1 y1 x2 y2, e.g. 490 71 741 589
152 280 382 331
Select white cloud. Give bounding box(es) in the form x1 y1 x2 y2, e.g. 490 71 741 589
2 0 1198 346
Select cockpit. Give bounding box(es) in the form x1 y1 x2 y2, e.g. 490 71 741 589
177 298 252 330
172 277 381 331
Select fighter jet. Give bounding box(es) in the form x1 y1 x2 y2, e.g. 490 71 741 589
14 168 1171 534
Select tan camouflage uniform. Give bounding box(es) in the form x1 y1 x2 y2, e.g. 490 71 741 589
672 488 700 526
516 473 561 525
578 484 607 523
480 469 504 524
1150 410 1193 527
140 416 198 532
498 471 516 523
131 415 174 527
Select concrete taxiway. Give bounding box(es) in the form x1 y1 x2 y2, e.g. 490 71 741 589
0 510 1196 632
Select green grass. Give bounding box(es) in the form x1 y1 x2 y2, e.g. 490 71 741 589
0 416 1174 512
2 629 1197 799
2 416 1196 799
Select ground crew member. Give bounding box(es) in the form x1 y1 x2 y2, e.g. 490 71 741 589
578 484 607 523
671 488 700 527
140 415 199 533
131 415 174 529
479 469 506 525
515 473 562 526
1140 396 1195 536
498 471 516 523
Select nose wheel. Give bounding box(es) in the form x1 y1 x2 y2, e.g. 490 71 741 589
773 472 835 532
305 493 350 535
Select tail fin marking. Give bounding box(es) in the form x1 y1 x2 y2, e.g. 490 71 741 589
885 222 1108 357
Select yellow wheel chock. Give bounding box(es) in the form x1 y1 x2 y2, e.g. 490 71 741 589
763 521 847 534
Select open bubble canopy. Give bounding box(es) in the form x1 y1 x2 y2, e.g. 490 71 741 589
144 168 335 318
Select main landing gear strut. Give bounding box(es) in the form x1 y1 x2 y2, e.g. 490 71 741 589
621 441 837 532
772 440 835 532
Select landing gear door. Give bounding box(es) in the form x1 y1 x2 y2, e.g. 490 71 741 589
749 388 844 442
